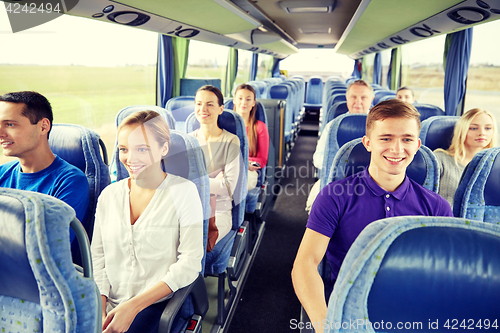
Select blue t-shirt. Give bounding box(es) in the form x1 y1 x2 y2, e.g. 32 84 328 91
0 155 90 243
307 168 452 283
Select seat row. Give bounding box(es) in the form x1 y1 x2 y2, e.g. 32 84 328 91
0 104 270 332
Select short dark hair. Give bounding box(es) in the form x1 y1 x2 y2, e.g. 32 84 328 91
196 85 224 106
0 91 53 137
397 86 414 96
366 99 421 136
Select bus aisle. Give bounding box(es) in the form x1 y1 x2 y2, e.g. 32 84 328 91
227 113 319 333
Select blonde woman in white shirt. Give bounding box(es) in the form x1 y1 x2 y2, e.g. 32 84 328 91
91 110 203 333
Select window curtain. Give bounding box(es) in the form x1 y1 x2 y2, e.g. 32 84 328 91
250 53 258 81
272 57 281 77
156 34 174 108
372 52 382 85
172 37 190 97
443 28 473 116
388 47 402 90
226 48 238 96
351 59 362 79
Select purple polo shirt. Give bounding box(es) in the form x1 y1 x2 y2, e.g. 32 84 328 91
307 168 452 283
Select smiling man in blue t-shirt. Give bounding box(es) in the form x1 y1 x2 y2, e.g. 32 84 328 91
292 99 452 333
0 91 89 245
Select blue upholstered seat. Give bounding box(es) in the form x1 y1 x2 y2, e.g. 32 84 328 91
420 115 460 151
269 83 294 145
165 96 195 132
0 188 100 333
319 114 367 188
327 138 439 192
454 147 500 223
186 110 249 326
325 216 500 333
48 124 110 264
373 90 396 105
414 103 445 121
319 94 347 134
304 76 323 111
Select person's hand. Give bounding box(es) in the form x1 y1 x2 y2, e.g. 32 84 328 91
102 300 140 333
215 171 224 179
248 164 259 172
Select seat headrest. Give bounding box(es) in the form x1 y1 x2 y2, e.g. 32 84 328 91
269 84 290 99
166 97 195 122
414 103 445 121
420 116 459 151
162 131 190 179
332 102 349 119
49 125 86 173
485 150 500 206
309 77 322 85
336 115 367 148
115 105 176 131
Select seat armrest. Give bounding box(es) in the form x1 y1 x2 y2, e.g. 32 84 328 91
158 274 208 333
228 221 249 280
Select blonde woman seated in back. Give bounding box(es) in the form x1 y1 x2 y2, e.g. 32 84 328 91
92 110 203 333
434 108 497 207
190 85 241 247
233 84 269 190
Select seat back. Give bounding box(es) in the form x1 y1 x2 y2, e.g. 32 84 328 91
0 188 99 333
414 103 445 121
320 114 367 188
165 96 196 132
326 216 500 333
454 147 500 222
325 101 349 125
185 110 249 275
305 76 323 105
373 90 396 105
269 83 294 143
320 94 347 134
49 124 110 240
327 138 439 192
420 116 460 151
115 105 175 130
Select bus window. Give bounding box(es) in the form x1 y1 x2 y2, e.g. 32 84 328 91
234 49 253 89
185 40 229 94
465 20 500 130
380 49 391 88
401 35 446 109
280 49 354 80
0 11 157 163
255 53 273 80
362 53 375 83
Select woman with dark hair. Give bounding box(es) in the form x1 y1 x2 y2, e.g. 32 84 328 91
190 85 241 248
92 110 203 333
233 83 269 189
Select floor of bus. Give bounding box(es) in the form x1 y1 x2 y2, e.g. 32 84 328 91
201 113 319 333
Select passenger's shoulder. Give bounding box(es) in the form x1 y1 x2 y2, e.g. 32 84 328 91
222 129 240 144
0 160 19 173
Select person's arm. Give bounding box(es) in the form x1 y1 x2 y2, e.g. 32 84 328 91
209 135 241 198
292 228 331 333
103 281 173 333
249 120 269 167
313 122 330 170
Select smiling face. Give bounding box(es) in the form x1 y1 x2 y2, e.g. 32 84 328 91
363 117 421 183
396 89 415 104
195 90 223 126
346 84 374 114
233 88 256 119
118 124 167 180
464 112 494 150
0 101 48 159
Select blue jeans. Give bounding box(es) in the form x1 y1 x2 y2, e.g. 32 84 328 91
126 299 170 333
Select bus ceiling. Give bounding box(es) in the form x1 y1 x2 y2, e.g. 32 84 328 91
30 0 500 59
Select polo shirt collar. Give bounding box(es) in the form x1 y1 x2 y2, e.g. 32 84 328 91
361 167 410 200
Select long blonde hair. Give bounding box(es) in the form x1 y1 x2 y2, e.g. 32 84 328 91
438 108 497 164
234 84 258 157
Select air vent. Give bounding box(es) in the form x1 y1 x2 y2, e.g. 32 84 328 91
298 27 332 34
279 0 336 14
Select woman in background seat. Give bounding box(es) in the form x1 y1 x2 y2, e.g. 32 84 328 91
190 85 241 247
434 108 497 206
233 84 269 190
92 110 203 333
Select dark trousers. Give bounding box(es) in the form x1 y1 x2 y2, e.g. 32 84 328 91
126 299 170 333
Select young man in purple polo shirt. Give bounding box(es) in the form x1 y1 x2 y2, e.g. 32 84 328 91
292 99 452 333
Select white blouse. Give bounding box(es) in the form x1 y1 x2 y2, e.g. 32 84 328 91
91 174 204 310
